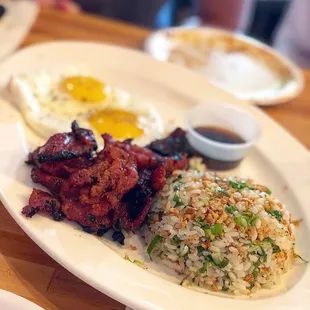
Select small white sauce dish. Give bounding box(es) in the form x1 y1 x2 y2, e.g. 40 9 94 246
185 103 261 169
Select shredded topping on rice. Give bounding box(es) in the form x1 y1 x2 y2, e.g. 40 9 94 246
147 170 297 295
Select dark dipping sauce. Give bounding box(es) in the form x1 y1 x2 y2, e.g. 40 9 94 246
194 126 246 170
194 126 245 144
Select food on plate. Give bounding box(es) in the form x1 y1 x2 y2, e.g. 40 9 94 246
165 29 293 81
148 127 197 157
147 170 298 295
22 121 188 243
21 120 305 295
8 73 163 145
148 127 243 171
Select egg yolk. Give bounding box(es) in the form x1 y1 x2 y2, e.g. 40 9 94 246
89 109 144 140
61 76 106 102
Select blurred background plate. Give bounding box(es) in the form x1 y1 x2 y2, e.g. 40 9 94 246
0 289 43 310
0 0 38 61
145 27 304 106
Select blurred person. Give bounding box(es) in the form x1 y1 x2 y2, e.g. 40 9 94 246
196 0 254 32
36 0 167 27
36 0 80 12
75 0 166 27
196 0 310 68
273 0 310 68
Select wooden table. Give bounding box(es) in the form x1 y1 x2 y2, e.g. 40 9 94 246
1 8 309 310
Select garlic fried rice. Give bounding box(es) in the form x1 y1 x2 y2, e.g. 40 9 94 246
147 170 296 295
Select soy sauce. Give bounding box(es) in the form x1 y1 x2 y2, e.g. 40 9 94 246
194 126 245 144
193 126 245 170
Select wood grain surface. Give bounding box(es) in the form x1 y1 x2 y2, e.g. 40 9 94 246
1 8 309 310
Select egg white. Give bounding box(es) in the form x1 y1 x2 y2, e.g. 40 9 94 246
8 72 164 147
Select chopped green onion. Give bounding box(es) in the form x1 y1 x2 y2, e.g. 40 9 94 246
253 268 259 278
218 188 229 196
133 260 148 269
211 223 223 235
217 257 229 268
199 256 214 273
272 244 281 253
222 286 229 292
264 186 272 195
172 174 183 183
171 236 181 247
199 263 208 274
173 184 181 191
248 215 259 226
125 256 148 269
242 211 253 218
225 205 238 214
147 235 163 256
266 210 282 221
263 237 281 254
194 219 210 229
229 180 254 191
234 216 248 227
261 241 271 251
173 194 180 202
229 180 246 190
295 254 309 263
211 253 222 265
124 254 132 262
249 245 260 253
197 246 204 254
173 194 184 207
211 253 229 268
204 228 215 240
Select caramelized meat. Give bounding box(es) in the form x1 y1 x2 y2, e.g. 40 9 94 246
23 122 189 242
119 168 153 230
22 189 65 221
59 136 139 230
151 165 166 191
99 134 159 169
147 127 197 157
28 121 97 177
31 167 65 195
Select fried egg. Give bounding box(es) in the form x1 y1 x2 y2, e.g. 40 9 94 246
8 72 164 146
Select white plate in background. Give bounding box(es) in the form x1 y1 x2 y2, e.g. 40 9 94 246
0 0 38 60
0 41 309 310
0 289 43 310
145 27 304 106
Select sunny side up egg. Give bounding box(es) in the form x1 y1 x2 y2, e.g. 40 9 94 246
8 72 164 146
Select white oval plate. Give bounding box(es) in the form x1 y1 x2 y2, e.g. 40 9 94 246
0 289 43 310
0 0 38 60
144 27 304 106
0 42 309 310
